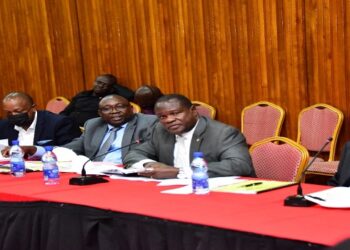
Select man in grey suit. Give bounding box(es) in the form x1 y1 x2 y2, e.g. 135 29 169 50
64 94 158 163
124 94 255 179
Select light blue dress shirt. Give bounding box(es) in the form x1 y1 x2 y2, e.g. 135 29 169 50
101 124 127 163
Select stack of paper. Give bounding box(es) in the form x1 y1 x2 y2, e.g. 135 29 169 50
212 180 295 194
305 187 350 208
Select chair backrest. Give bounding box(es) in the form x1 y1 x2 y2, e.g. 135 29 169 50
192 101 216 119
249 136 309 182
46 96 70 114
297 103 343 161
241 101 285 145
130 102 141 113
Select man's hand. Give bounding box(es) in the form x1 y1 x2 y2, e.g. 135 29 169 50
138 162 179 179
1 146 37 158
1 147 10 157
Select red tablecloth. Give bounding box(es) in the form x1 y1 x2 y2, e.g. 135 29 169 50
0 172 349 246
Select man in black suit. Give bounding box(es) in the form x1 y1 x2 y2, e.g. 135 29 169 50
60 74 134 127
0 91 81 157
328 141 350 187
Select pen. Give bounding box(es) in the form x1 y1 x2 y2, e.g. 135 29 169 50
306 195 326 202
241 182 263 188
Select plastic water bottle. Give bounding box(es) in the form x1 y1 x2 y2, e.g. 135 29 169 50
191 151 209 195
9 140 25 177
41 146 59 185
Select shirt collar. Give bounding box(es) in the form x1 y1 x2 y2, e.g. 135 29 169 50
176 120 199 141
14 111 37 132
107 122 127 131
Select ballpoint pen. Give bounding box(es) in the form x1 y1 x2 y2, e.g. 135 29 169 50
306 195 326 202
241 182 263 188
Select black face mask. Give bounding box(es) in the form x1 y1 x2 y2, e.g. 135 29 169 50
7 112 32 127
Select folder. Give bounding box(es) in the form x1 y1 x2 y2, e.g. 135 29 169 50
212 180 295 194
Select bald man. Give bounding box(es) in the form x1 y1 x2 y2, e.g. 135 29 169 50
63 94 158 163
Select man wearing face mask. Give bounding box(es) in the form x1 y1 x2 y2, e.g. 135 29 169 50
0 92 81 155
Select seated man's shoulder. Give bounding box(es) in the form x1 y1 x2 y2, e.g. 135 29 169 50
73 90 93 98
0 119 9 130
202 117 237 132
84 117 104 127
135 113 158 123
39 111 80 131
40 110 63 118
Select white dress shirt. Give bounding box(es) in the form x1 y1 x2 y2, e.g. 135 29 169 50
14 111 38 146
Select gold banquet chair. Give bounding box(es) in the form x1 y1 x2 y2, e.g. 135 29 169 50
297 103 343 177
192 101 216 119
46 96 70 114
241 101 285 146
130 102 141 113
249 137 309 182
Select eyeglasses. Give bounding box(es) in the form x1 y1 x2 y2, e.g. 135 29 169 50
99 105 129 113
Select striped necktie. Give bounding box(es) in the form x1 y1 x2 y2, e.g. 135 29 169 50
95 127 120 161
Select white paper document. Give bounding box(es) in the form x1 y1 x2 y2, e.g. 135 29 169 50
305 187 350 208
157 178 191 186
53 147 77 162
161 176 242 194
109 175 160 182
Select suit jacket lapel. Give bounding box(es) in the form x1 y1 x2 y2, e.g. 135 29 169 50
121 115 137 159
190 117 206 162
33 111 44 144
160 132 176 164
7 125 19 145
91 123 109 157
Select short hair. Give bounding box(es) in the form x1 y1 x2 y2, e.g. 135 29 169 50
3 91 34 106
99 94 129 105
100 74 118 85
134 85 163 108
155 94 193 109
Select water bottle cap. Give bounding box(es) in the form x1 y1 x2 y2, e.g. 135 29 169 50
193 151 204 158
44 146 53 152
11 140 19 145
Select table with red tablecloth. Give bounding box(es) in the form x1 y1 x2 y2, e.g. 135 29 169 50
0 172 349 250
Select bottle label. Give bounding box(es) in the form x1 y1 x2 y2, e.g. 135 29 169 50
43 163 59 182
192 170 209 194
10 161 25 177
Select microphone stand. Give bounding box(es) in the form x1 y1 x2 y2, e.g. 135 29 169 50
284 137 333 207
69 159 108 185
69 139 143 185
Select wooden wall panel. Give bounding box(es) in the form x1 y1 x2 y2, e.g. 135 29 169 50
0 0 84 113
1 0 350 158
305 0 350 151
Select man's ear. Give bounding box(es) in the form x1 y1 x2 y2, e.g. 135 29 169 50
190 105 198 115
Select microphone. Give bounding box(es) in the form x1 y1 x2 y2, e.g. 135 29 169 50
284 137 333 207
69 138 144 185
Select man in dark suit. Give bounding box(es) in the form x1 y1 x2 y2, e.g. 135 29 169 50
328 141 350 187
0 91 81 157
63 94 158 163
124 94 255 179
60 74 134 127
